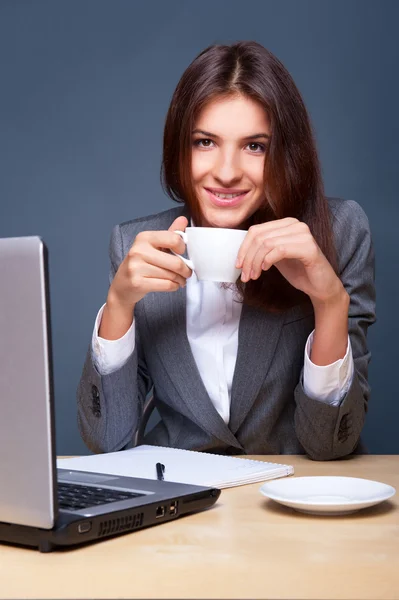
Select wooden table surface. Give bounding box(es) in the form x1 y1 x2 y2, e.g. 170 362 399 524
1 454 398 599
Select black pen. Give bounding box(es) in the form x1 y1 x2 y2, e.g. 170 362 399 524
156 462 165 481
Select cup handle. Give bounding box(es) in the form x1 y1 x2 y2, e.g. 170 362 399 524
171 230 194 271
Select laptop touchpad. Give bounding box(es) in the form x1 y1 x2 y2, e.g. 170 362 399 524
58 469 119 484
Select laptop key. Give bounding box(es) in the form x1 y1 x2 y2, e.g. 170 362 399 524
57 482 144 511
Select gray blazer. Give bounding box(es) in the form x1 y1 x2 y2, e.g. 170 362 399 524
77 197 376 460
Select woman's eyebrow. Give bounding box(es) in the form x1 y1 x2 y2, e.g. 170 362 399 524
192 129 270 140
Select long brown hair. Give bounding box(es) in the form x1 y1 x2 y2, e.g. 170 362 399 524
161 41 337 312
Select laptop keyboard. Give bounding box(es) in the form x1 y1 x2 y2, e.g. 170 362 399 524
57 482 144 511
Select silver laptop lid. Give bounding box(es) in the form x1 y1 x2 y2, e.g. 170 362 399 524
0 236 57 528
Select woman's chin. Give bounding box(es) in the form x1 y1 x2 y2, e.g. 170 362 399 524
200 211 245 230
205 220 242 229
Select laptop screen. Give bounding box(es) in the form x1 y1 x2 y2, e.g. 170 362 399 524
0 237 57 528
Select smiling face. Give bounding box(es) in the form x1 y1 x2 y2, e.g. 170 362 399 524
191 94 270 228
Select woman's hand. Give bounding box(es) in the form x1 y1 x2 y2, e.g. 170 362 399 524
236 218 351 365
236 217 346 308
100 216 191 340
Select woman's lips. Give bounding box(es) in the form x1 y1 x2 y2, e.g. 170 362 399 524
205 188 249 207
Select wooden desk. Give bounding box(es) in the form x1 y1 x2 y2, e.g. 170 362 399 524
1 455 398 599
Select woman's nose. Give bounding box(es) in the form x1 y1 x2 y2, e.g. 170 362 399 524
212 152 242 184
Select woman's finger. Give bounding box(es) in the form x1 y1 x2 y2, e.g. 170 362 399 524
236 218 299 268
129 261 188 288
168 215 189 233
242 234 318 281
134 229 186 254
248 233 312 280
239 221 313 279
139 277 181 294
129 245 192 279
239 224 301 278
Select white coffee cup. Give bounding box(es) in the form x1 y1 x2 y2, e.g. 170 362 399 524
172 227 247 283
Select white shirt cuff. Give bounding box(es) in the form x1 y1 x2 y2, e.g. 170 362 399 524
303 330 354 406
91 304 136 376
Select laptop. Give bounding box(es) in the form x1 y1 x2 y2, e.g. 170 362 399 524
0 236 220 552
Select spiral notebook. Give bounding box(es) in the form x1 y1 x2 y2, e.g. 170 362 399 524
58 445 294 489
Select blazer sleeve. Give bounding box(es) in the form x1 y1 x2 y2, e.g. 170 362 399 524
77 224 153 453
294 199 376 460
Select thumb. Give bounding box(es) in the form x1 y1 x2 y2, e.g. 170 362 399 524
168 216 189 232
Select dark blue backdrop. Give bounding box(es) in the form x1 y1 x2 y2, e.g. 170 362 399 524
0 0 398 454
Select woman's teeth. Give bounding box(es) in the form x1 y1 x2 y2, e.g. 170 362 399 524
212 192 244 199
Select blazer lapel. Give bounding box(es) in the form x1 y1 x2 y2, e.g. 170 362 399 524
143 286 243 449
228 303 285 434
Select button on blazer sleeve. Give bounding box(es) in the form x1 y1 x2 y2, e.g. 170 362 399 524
294 199 376 460
77 223 153 453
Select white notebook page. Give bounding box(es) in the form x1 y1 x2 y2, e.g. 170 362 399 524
58 445 294 488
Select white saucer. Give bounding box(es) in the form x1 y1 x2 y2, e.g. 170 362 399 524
260 476 396 515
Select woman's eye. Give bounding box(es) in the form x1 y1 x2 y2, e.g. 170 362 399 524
247 142 266 153
194 138 214 148
193 139 266 153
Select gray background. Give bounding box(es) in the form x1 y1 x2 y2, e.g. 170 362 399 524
0 0 397 455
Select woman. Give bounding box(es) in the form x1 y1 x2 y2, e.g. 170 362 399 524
77 41 375 460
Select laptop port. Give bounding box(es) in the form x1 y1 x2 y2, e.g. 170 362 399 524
78 521 92 534
169 501 178 516
155 505 166 518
